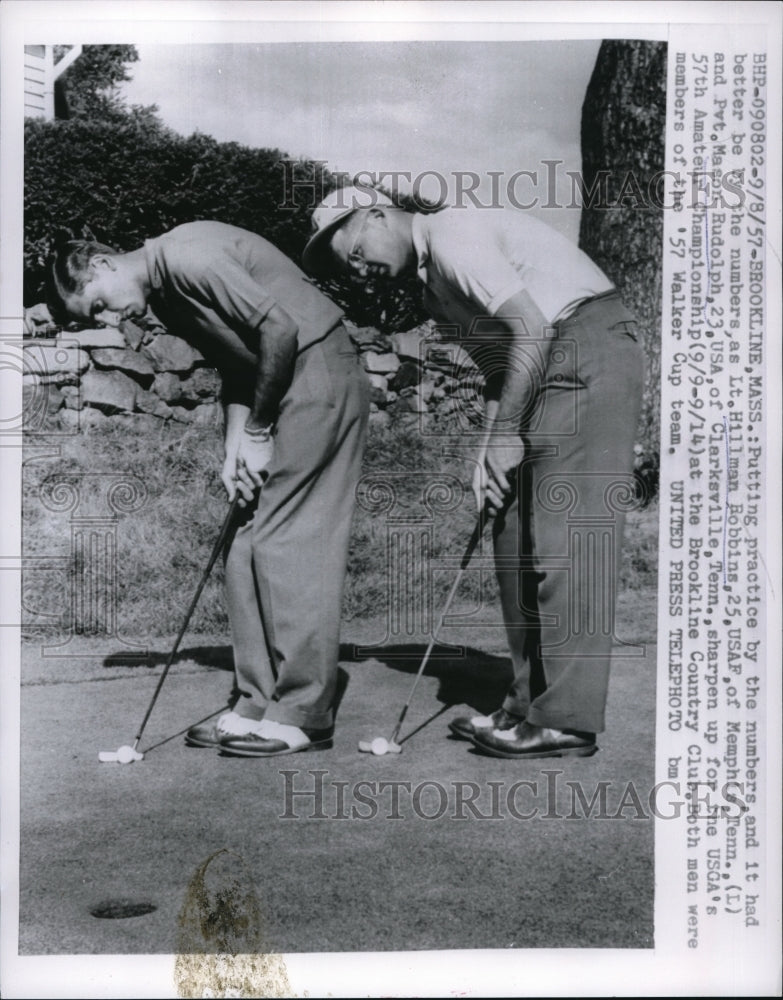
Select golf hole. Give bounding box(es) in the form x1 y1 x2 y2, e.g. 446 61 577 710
90 899 157 920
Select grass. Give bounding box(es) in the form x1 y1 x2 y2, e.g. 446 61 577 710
22 413 658 640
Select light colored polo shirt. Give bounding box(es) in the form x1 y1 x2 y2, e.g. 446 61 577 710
411 207 613 334
144 220 344 402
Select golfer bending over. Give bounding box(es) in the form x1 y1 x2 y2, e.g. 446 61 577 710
47 221 369 757
304 186 644 760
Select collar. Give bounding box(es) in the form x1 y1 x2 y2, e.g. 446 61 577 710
143 238 163 291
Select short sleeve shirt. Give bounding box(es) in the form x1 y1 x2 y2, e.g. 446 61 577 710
411 207 613 334
143 221 343 404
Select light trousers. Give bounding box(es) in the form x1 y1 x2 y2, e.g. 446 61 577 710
224 324 369 729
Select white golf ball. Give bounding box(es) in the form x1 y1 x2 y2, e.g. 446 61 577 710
117 745 136 764
371 737 389 756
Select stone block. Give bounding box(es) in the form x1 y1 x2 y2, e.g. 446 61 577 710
136 388 174 419
24 344 90 378
119 318 146 351
176 368 222 405
91 348 156 383
363 351 400 376
390 329 428 361
388 360 420 393
152 372 181 403
61 385 83 410
418 378 438 403
143 334 204 373
348 325 392 352
425 344 477 377
58 407 109 430
80 369 138 414
22 383 64 427
366 372 389 407
58 328 126 350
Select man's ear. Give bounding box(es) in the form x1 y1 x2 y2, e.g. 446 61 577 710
89 255 117 273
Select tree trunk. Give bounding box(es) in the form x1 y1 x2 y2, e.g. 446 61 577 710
579 39 667 492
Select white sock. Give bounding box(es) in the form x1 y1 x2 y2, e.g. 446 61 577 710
256 719 310 749
216 712 264 737
470 714 495 729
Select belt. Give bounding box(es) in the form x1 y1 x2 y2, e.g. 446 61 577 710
556 287 620 327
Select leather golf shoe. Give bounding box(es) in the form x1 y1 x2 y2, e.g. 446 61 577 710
185 711 263 748
449 706 523 741
471 720 597 759
219 719 333 757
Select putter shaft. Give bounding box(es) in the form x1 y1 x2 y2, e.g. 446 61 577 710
389 513 485 745
132 496 240 750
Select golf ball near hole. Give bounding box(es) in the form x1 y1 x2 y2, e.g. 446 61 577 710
371 738 389 756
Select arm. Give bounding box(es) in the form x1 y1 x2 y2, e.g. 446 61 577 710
245 303 298 432
230 304 299 501
476 290 553 514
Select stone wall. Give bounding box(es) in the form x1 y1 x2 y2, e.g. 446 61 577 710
22 314 485 432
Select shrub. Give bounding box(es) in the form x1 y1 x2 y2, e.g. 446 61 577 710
24 117 331 303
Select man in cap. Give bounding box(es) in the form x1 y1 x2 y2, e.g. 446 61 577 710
303 186 645 760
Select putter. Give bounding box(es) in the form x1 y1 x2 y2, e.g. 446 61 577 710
359 511 486 756
99 495 240 763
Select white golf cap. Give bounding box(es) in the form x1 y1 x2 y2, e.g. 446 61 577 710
302 185 393 276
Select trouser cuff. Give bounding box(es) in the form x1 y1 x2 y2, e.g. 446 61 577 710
526 706 604 734
502 695 530 719
234 698 266 722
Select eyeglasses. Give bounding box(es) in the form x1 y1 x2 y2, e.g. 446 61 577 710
346 212 373 274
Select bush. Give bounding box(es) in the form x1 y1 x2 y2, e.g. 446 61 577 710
24 116 333 304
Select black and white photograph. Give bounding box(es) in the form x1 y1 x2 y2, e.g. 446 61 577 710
1 2 780 997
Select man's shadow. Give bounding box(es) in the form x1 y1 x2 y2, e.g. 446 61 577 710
339 642 512 716
102 644 353 736
102 640 511 744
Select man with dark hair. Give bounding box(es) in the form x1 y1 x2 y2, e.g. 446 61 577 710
305 186 644 760
47 220 369 756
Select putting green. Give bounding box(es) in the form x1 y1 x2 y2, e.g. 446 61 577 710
19 609 655 954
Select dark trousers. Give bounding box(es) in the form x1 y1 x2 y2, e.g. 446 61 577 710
224 324 369 729
494 292 645 733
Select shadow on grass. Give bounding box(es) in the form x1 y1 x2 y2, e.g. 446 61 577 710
101 641 511 735
342 641 512 715
103 645 236 671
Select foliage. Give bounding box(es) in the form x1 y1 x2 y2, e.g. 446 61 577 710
24 117 332 305
53 44 159 125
